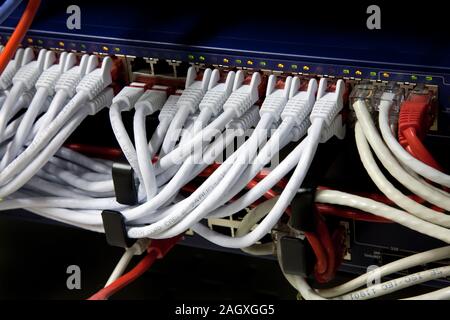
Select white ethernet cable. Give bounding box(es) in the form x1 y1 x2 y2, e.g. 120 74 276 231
0 48 47 141
193 69 235 134
355 122 450 227
154 70 261 174
173 74 293 198
42 161 114 194
208 92 344 221
109 83 145 182
0 51 74 169
189 70 235 165
353 99 450 211
183 106 261 185
0 88 114 198
0 107 257 225
122 105 261 223
282 263 450 300
189 78 345 248
0 57 113 191
149 94 180 157
0 107 259 221
155 74 296 230
151 106 262 211
121 73 262 225
125 74 270 237
0 48 32 92
315 189 450 243
378 99 450 187
37 53 94 132
403 286 450 300
317 245 450 298
134 89 167 200
160 67 212 155
105 238 151 287
55 147 112 174
235 197 278 256
214 77 317 212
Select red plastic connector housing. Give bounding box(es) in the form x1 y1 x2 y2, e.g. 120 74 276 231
398 89 435 146
148 235 182 259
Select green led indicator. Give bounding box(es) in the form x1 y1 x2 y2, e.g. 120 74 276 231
37 39 44 45
188 54 195 60
235 59 242 64
343 69 350 74
370 71 377 77
199 56 206 61
411 75 418 81
426 76 433 81
259 61 267 67
81 44 87 49
291 64 298 70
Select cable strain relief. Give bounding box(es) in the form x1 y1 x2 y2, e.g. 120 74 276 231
259 94 288 121
13 63 42 91
21 88 37 108
158 95 180 121
199 90 228 116
0 62 18 90
281 99 312 126
176 87 204 114
55 69 83 97
223 92 254 117
86 88 114 115
135 90 167 113
35 67 63 95
226 105 260 131
291 119 311 142
310 79 344 126
112 86 145 111
76 57 113 99
320 115 346 143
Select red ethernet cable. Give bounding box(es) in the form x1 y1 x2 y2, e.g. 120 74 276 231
88 236 181 300
398 90 443 170
0 0 40 74
315 217 336 283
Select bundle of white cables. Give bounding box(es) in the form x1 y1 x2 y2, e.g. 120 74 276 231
0 50 448 299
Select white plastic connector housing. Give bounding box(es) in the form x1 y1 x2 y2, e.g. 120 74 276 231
259 75 292 121
55 54 90 97
135 89 167 113
86 87 114 115
35 52 75 96
176 67 212 114
226 105 260 133
199 70 235 116
291 119 311 142
281 77 318 126
310 78 345 126
158 95 181 121
0 48 25 90
223 71 261 117
112 85 145 111
12 49 48 91
320 114 346 143
20 87 37 108
76 56 113 99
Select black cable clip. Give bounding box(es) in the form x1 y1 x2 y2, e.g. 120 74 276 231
112 161 138 205
101 210 134 248
289 187 316 233
279 236 314 277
